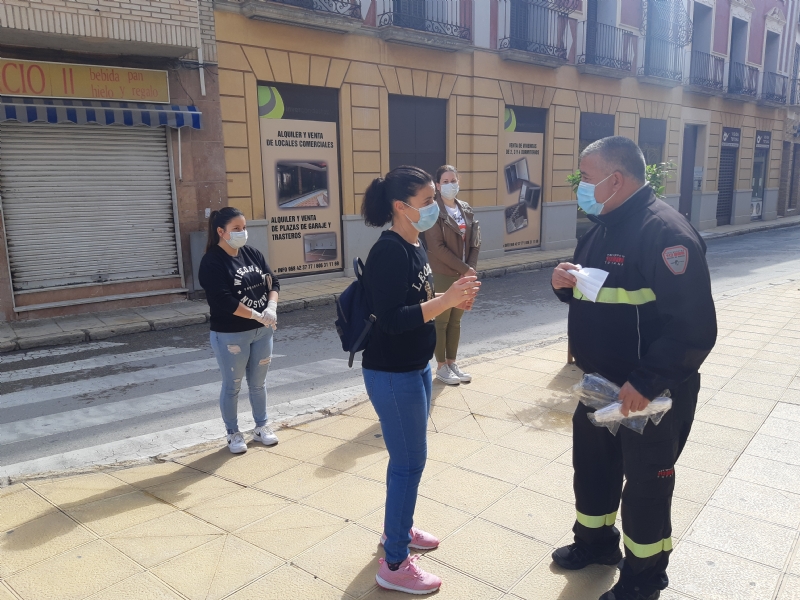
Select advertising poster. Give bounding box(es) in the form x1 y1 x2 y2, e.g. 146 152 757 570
499 106 546 250
258 84 342 277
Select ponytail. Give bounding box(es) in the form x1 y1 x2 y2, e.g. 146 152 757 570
360 165 433 228
206 206 244 252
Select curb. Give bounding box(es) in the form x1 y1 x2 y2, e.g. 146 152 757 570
701 218 800 240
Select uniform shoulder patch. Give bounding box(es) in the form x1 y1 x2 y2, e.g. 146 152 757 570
662 245 689 275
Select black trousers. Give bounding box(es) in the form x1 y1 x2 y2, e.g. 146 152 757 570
571 375 699 593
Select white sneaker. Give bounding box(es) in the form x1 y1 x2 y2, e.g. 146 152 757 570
436 365 460 385
448 363 472 383
253 425 278 447
227 432 247 454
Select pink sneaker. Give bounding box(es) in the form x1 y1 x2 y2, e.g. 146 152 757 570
376 555 442 594
380 527 440 551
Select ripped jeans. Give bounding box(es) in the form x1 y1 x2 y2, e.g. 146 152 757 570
210 326 274 434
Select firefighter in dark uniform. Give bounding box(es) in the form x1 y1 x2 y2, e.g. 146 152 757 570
550 137 717 600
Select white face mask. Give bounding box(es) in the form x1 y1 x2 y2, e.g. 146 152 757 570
440 182 459 200
225 230 248 249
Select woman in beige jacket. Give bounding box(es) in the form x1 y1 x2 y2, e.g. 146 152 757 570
424 165 481 385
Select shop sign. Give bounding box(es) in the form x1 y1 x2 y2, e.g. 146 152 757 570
721 127 741 149
258 84 342 276
499 106 546 251
755 131 772 150
0 59 169 103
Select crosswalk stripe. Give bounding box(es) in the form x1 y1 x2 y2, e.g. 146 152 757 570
0 358 220 409
0 358 358 410
0 359 361 445
0 342 125 364
0 384 368 478
0 347 198 384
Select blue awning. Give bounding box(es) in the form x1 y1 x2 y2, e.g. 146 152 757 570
0 97 202 129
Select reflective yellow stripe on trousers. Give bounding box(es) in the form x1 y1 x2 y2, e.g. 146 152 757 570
573 288 656 305
623 534 673 558
576 510 618 528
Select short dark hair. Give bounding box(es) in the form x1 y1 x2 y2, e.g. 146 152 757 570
361 166 433 227
580 136 646 183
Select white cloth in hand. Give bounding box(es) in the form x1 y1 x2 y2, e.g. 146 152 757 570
567 265 609 303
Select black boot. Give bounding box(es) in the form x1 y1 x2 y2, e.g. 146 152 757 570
551 542 623 570
599 580 660 600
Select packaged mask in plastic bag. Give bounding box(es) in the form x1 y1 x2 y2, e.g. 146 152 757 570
567 265 609 303
572 373 672 435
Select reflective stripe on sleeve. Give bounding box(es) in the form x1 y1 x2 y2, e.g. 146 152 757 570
576 510 618 528
623 534 673 558
573 287 657 305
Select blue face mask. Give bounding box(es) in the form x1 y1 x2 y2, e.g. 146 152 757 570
404 201 440 232
577 174 617 216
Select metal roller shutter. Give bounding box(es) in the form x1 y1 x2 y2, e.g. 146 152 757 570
716 147 737 226
0 122 180 292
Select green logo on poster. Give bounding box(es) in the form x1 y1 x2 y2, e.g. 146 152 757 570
258 86 285 119
504 108 517 132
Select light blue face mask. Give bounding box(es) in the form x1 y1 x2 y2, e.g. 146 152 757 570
577 173 617 216
404 201 440 232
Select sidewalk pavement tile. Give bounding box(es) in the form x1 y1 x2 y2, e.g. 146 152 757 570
675 441 739 476
425 432 487 463
291 524 381 599
480 488 574 545
28 473 135 507
670 497 703 538
745 434 800 466
429 405 472 431
253 462 349 500
707 391 776 415
441 413 522 442
685 505 796 569
185 488 290 532
687 421 753 453
110 461 202 488
758 416 800 443
0 511 97 577
673 466 722 504
669 541 781 600
303 475 386 520
0 585 15 600
774 403 800 422
420 466 514 513
307 441 385 474
63 490 175 537
694 404 766 432
709 477 800 528
730 454 800 494
0 485 56 531
87 572 184 600
53 315 105 332
104 511 223 568
791 546 800 575
225 564 356 600
432 518 550 590
494 427 572 461
234 504 347 560
95 310 145 327
5 540 141 600
144 472 244 510
133 307 184 321
458 445 549 485
150 535 282 600
268 431 347 462
177 446 300 485
172 301 210 316
510 561 617 600
309 415 382 441
519 462 577 504
778 575 800 600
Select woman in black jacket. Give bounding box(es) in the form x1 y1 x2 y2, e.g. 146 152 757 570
360 166 480 594
198 207 280 455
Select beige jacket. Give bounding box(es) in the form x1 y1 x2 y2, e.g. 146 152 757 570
423 197 481 277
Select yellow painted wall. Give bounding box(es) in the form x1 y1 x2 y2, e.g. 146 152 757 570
214 10 785 221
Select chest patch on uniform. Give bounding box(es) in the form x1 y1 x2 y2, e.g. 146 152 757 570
662 245 689 275
605 254 625 266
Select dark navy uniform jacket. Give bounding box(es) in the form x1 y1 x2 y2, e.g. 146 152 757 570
554 186 718 418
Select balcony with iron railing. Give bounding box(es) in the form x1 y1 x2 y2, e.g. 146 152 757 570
237 0 363 32
760 71 788 106
790 78 800 106
497 0 578 67
639 36 684 86
576 21 635 78
376 0 473 51
686 50 725 94
727 61 759 98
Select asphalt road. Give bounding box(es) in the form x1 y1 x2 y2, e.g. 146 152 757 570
1 227 799 474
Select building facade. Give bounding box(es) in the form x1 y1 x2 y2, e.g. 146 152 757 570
213 0 793 281
0 0 225 321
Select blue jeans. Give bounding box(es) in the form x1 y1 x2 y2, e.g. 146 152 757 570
363 365 432 564
210 326 274 434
